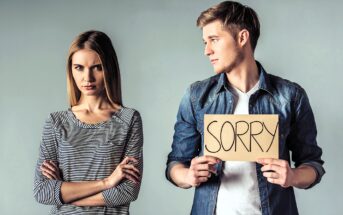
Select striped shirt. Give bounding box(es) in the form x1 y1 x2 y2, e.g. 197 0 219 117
33 107 143 215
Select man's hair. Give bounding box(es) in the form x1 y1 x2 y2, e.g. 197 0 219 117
197 1 260 51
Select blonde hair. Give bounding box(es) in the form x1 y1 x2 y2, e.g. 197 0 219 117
66 30 122 107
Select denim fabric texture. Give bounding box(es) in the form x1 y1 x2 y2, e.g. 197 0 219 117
166 62 325 215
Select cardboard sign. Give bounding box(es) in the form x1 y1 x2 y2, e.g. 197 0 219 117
204 114 279 161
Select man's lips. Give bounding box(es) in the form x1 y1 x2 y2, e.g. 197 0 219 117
210 59 218 64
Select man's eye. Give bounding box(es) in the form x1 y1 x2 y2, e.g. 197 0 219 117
211 39 218 43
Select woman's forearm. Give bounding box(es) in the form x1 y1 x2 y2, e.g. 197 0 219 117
71 192 106 206
61 180 108 203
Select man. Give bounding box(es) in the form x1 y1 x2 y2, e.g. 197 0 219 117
166 1 325 215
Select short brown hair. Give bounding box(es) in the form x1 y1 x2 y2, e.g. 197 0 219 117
197 1 260 51
66 30 122 107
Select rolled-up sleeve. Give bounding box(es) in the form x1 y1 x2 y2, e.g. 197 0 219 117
33 116 63 205
287 87 325 188
166 87 201 184
102 111 143 207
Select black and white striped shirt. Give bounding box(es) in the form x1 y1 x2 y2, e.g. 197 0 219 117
34 107 143 215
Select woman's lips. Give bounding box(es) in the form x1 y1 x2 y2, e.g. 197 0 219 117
82 86 95 90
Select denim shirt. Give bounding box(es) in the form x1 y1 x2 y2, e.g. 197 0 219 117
166 62 325 215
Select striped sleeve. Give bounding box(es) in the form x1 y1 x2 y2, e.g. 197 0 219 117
33 115 63 205
102 111 143 207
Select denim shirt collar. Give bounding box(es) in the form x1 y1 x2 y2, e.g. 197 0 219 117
214 61 274 96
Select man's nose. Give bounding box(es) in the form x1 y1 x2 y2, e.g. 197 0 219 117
204 43 213 56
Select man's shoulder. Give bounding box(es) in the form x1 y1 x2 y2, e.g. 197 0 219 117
268 74 304 93
188 73 222 95
266 73 308 102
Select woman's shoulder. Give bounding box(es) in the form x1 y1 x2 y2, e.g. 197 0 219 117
115 106 141 126
44 109 72 126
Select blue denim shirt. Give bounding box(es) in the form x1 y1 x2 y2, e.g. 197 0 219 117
166 62 325 215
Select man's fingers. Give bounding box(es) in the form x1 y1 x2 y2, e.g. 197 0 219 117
194 170 211 178
194 164 211 171
266 177 279 184
258 158 288 167
261 164 282 173
193 156 220 165
192 163 217 175
263 171 279 179
197 176 209 184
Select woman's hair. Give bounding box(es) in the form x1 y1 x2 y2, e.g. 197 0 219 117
66 30 122 107
197 1 260 51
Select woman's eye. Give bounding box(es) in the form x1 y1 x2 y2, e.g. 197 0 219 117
94 65 103 71
74 66 82 71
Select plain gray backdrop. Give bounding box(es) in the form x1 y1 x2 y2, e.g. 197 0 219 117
1 0 341 214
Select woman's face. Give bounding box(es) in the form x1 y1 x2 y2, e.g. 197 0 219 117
71 49 105 97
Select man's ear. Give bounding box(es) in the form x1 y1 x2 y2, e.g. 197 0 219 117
237 29 250 48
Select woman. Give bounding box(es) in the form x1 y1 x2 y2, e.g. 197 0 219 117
34 30 143 214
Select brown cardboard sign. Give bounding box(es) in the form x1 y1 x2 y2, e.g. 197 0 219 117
204 114 279 161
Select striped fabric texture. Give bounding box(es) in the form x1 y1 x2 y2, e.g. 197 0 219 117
34 107 143 215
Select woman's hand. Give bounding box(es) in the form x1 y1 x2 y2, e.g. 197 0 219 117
40 160 62 180
103 156 141 189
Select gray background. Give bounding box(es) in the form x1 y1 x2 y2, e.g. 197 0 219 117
0 0 341 214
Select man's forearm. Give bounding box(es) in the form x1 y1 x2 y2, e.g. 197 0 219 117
170 163 192 189
291 164 317 189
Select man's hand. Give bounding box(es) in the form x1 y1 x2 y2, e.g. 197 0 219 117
257 158 317 189
184 156 220 187
258 158 294 188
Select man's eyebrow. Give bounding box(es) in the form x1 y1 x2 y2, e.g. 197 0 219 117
208 35 219 39
203 35 220 40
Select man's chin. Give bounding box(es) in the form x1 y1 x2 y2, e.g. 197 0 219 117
213 68 225 74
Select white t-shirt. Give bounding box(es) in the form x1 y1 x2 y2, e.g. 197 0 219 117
216 81 262 215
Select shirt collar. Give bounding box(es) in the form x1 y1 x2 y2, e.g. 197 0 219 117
257 61 273 96
214 61 273 96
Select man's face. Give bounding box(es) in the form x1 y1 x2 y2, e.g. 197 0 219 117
202 20 243 74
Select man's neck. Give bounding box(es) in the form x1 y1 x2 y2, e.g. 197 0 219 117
226 58 259 93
